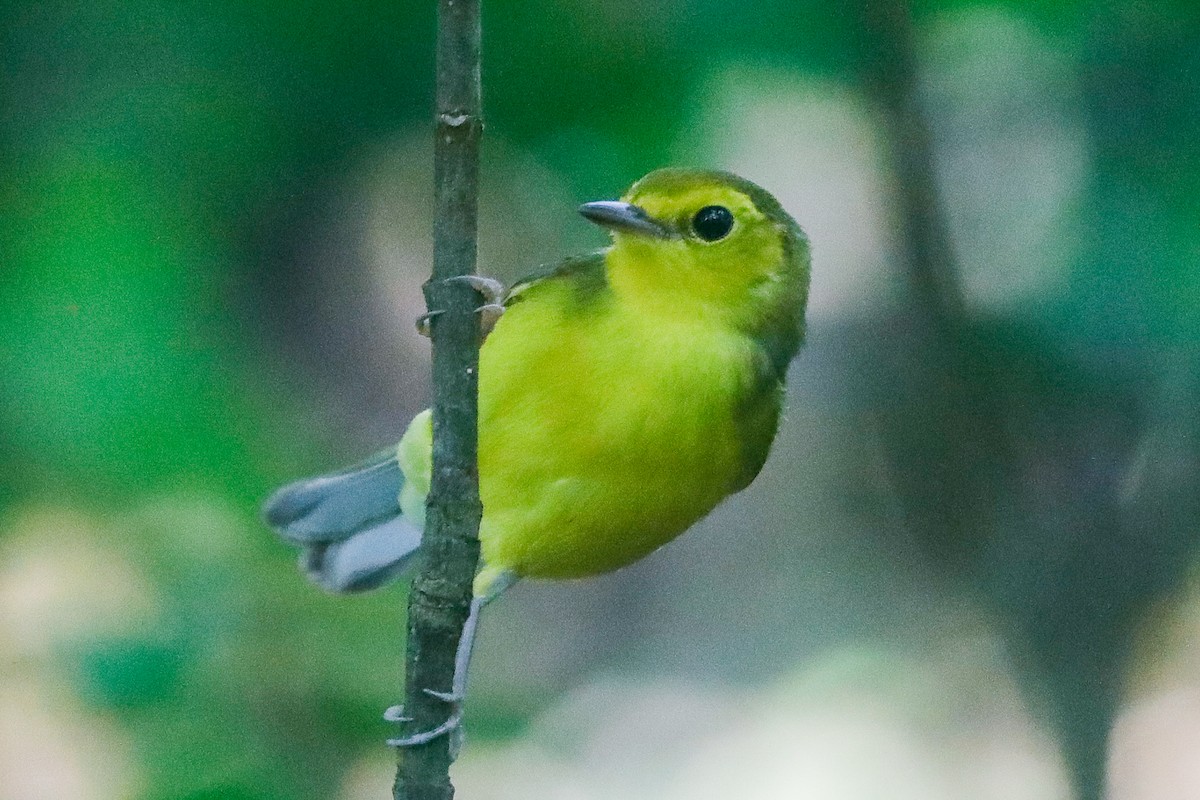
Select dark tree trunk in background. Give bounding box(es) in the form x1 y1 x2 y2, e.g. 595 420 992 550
852 2 1200 799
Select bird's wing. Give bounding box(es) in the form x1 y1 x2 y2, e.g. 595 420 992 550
502 251 608 308
261 253 610 590
731 344 789 493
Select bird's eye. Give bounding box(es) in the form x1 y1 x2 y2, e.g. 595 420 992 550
691 205 734 241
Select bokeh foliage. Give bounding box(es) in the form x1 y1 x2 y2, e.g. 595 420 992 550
1 1 1197 798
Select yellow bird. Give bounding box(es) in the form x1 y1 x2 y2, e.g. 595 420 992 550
265 167 810 743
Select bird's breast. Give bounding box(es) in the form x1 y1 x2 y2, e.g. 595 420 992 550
475 296 763 578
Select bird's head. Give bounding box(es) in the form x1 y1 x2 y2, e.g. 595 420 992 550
580 168 809 335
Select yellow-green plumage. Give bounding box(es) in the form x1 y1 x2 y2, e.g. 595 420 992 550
260 168 810 750
398 169 810 595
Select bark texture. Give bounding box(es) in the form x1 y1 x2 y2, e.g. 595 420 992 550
394 0 484 797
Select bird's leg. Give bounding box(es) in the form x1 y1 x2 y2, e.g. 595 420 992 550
415 275 506 338
386 570 517 758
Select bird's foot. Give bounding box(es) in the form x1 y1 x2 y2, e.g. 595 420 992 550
383 704 411 724
416 275 506 338
415 310 444 338
384 689 465 757
449 275 506 338
445 274 505 305
475 302 505 336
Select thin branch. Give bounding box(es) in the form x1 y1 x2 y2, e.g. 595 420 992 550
394 0 484 797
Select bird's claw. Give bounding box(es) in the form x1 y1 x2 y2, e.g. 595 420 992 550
415 276 506 338
445 274 505 306
383 705 412 723
385 692 465 755
386 712 463 748
476 303 505 337
415 310 444 338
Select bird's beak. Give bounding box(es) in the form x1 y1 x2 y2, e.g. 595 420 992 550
579 201 671 239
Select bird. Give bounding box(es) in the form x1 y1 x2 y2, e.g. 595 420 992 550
263 167 811 746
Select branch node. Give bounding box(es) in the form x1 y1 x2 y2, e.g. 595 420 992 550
438 111 471 126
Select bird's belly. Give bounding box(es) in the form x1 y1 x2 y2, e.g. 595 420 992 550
476 314 754 579
479 441 737 579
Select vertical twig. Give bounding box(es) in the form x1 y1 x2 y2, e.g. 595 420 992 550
394 0 484 798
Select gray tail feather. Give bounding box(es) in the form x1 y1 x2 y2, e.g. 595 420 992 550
301 515 423 593
263 448 422 593
263 448 404 544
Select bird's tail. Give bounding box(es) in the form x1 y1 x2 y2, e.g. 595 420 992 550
263 448 422 593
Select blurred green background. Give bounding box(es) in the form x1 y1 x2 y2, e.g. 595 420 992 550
2 1 1198 798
